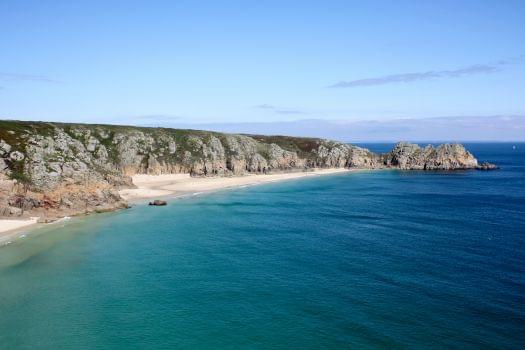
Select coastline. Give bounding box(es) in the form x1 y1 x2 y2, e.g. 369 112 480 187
120 168 353 203
0 218 40 245
1 168 353 245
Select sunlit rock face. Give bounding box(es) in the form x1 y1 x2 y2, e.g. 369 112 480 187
0 120 492 220
383 142 479 170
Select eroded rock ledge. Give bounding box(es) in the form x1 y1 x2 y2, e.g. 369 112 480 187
0 120 496 221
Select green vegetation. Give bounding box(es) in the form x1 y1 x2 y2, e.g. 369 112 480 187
0 119 340 186
1 119 323 159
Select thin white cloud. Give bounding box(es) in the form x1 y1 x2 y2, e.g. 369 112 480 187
255 104 276 109
176 115 525 142
0 73 60 83
254 104 304 115
329 57 523 88
275 110 303 115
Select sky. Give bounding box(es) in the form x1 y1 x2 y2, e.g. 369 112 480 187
1 0 524 140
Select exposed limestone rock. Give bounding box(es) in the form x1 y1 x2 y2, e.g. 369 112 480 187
86 136 99 152
0 205 22 217
23 130 108 190
315 142 350 167
476 162 499 170
0 140 11 155
248 153 268 172
383 142 479 170
0 120 495 220
0 159 7 172
9 151 24 161
225 135 260 174
114 131 154 174
96 128 110 139
348 146 381 168
204 136 226 174
267 143 303 169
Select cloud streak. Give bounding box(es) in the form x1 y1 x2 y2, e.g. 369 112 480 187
255 104 304 115
255 104 275 109
329 57 523 88
174 115 525 142
0 73 59 83
275 110 302 115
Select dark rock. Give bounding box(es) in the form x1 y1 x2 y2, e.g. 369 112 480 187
0 205 22 217
0 120 497 220
149 200 167 206
476 162 498 170
8 195 42 211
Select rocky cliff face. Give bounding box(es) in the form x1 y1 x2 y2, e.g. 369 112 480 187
382 142 479 170
0 120 494 221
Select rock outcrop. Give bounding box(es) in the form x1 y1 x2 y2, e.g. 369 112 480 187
0 120 496 220
476 162 499 170
383 142 479 170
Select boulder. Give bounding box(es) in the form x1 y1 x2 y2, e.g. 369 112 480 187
476 162 498 170
149 200 167 206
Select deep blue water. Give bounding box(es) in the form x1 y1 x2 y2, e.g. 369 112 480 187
0 143 524 349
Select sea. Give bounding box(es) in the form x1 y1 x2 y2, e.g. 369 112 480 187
0 143 524 349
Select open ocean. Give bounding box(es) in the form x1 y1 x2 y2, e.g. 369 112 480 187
0 143 524 349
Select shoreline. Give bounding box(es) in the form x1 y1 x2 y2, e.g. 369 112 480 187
119 168 354 203
0 217 40 245
1 168 355 245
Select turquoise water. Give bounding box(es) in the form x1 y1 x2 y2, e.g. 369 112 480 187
1 143 524 349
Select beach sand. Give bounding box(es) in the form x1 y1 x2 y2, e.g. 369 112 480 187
120 168 352 202
0 168 351 243
0 217 39 244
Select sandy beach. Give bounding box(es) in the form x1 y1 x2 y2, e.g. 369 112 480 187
120 168 352 202
0 168 351 243
0 217 40 244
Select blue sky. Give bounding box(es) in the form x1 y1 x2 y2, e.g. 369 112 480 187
1 0 524 139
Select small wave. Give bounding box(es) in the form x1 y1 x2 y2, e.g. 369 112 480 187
192 192 204 196
51 216 71 224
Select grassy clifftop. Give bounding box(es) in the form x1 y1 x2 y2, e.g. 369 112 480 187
0 120 323 155
0 120 328 173
1 119 369 219
0 120 363 190
0 119 491 220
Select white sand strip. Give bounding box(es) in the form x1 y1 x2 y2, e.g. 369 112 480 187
0 217 40 244
120 168 352 202
0 218 39 234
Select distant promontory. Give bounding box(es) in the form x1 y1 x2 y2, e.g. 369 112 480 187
0 120 495 221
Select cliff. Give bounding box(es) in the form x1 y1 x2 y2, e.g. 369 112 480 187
0 120 495 221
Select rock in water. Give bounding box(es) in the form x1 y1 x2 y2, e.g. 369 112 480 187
149 200 167 206
0 120 496 220
382 142 479 170
476 162 498 170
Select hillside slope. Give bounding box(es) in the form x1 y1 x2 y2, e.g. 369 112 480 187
0 120 492 221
